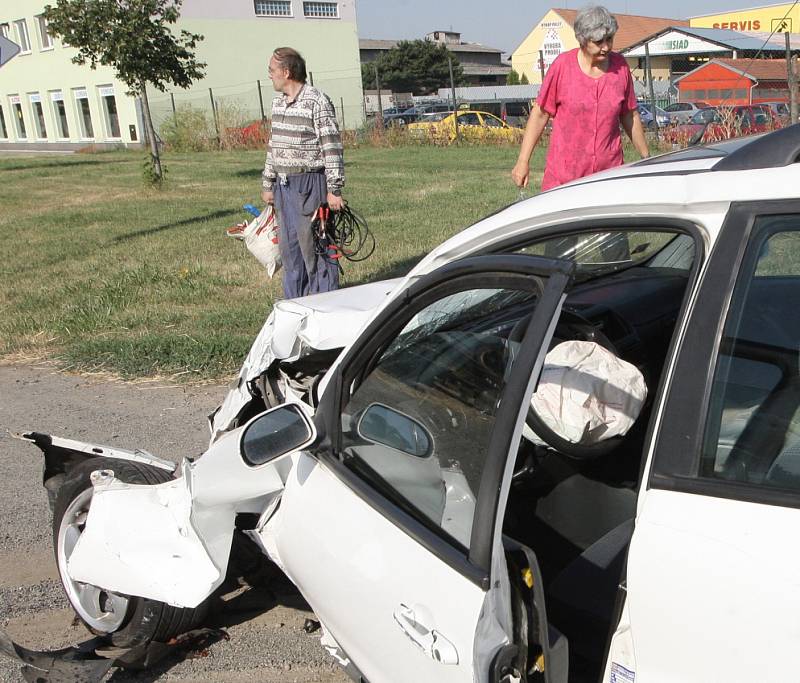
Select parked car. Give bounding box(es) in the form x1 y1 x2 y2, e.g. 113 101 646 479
636 102 670 129
662 100 710 124
759 100 791 124
664 104 776 145
383 103 452 127
408 109 519 142
8 126 800 683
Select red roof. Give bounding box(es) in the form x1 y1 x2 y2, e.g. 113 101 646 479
552 9 688 51
712 58 791 82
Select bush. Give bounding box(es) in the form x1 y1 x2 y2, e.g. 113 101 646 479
160 102 269 152
160 105 216 152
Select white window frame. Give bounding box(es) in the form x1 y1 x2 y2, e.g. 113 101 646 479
9 95 27 139
29 92 48 140
0 23 10 39
50 91 70 139
73 88 94 140
0 103 8 139
36 15 53 50
254 0 293 17
303 1 339 18
97 85 121 140
13 19 31 53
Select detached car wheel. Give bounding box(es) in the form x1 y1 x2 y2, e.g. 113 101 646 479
53 457 208 648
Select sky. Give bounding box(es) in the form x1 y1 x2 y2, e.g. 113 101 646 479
355 0 785 54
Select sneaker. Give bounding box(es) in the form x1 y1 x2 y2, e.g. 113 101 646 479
226 222 248 240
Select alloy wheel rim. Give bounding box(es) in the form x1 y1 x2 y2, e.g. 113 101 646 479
57 487 129 632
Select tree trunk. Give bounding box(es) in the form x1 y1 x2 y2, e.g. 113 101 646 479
139 83 163 181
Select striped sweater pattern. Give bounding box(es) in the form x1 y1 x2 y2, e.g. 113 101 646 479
262 84 344 192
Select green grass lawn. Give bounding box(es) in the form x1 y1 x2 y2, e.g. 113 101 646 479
0 142 643 380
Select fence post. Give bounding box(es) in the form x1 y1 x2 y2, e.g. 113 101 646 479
374 64 383 128
645 43 658 133
786 32 798 124
209 87 220 145
448 56 459 141
309 71 314 86
340 96 346 131
257 80 266 121
170 92 176 118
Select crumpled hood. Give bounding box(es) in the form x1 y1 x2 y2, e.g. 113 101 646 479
209 278 403 443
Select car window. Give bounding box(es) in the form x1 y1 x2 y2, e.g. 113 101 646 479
459 112 480 126
514 230 689 282
691 108 718 124
483 114 504 128
700 217 800 492
340 284 542 550
665 104 681 112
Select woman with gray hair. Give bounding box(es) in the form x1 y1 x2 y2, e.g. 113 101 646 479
512 5 648 191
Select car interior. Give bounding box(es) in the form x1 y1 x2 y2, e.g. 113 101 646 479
502 228 697 681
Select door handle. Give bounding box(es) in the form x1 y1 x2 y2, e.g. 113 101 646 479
393 604 459 665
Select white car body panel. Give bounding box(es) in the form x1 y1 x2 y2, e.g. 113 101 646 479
67 467 225 609
68 403 317 608
265 452 492 683
623 489 800 682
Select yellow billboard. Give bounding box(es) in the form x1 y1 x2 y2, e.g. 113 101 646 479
690 3 799 34
511 9 578 85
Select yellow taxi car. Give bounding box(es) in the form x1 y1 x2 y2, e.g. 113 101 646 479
407 109 521 143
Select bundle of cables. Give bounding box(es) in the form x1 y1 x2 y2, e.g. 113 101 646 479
311 203 376 268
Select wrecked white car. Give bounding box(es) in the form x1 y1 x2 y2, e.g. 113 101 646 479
13 126 800 683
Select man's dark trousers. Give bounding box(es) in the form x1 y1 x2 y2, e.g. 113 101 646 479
274 171 339 299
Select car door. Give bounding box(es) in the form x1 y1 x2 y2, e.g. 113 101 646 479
270 254 572 683
608 201 800 682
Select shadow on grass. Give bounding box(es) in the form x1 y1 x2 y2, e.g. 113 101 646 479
342 253 426 287
113 208 240 242
0 158 132 172
233 167 263 179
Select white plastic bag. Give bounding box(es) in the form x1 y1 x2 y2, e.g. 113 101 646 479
244 205 281 278
530 340 647 445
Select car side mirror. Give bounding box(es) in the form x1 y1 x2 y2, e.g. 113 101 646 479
241 403 316 466
357 403 433 457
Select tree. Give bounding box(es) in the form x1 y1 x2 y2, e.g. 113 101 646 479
44 0 205 183
506 69 520 86
361 40 465 95
520 72 530 85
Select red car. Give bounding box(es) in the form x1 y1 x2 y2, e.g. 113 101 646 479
664 105 780 146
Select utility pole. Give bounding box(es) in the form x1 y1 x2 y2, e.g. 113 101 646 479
645 43 658 132
538 50 546 82
448 55 459 141
374 63 383 129
786 31 798 124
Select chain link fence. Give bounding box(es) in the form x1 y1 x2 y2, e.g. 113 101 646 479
147 73 365 150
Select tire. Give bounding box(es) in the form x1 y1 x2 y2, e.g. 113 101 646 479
52 457 209 648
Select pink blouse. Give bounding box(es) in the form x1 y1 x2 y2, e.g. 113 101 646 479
537 49 637 191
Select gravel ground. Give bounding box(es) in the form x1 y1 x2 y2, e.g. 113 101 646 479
0 363 349 683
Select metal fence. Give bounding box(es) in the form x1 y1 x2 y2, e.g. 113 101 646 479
147 73 366 139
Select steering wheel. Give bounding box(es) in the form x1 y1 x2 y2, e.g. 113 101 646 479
509 308 626 460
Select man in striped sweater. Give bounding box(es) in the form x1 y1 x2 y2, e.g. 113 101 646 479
261 47 345 298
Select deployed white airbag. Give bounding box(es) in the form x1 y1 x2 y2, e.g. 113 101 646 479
531 340 647 444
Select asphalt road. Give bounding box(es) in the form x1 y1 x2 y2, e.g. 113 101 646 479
0 363 349 682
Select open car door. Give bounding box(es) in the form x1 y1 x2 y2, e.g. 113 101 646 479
264 255 572 682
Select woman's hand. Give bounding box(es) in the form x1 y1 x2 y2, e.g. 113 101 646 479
511 161 530 188
512 104 550 189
